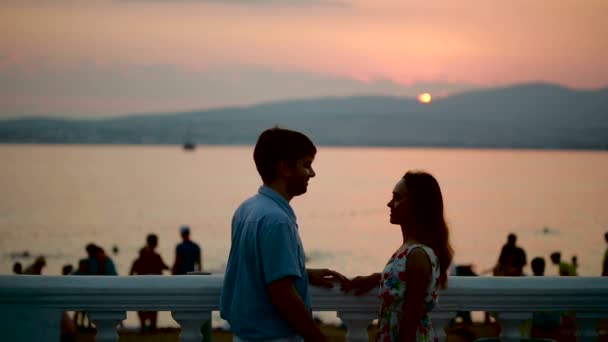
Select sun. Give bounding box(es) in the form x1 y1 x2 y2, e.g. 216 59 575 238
418 92 432 104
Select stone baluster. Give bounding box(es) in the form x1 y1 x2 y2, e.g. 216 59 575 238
87 311 126 342
496 312 531 342
338 311 376 342
431 311 457 342
576 313 601 342
172 310 212 342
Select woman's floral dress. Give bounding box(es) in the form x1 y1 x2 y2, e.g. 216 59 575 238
376 243 441 342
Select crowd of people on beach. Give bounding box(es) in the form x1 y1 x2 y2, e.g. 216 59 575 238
8 126 608 342
450 231 598 341
487 232 580 278
11 224 202 335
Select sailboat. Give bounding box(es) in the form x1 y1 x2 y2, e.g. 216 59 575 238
183 141 196 151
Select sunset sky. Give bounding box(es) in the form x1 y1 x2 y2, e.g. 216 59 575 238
1 0 607 118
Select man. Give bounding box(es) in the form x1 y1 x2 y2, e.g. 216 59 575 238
494 233 527 276
529 257 562 339
172 225 202 275
132 234 169 276
550 251 576 276
131 234 169 332
220 127 348 342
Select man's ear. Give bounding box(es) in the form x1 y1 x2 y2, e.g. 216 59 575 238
277 160 292 177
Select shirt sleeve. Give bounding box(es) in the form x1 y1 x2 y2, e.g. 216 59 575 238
259 222 303 284
105 259 118 276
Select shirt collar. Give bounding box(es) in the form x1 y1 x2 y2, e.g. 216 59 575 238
258 185 297 224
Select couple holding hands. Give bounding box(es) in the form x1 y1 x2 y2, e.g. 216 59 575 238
220 127 454 342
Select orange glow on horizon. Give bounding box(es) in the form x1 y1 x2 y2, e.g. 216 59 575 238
418 92 432 104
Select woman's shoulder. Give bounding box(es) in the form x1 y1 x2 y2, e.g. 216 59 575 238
406 243 436 256
405 244 439 265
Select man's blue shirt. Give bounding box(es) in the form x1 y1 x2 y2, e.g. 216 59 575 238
220 185 310 340
175 240 201 275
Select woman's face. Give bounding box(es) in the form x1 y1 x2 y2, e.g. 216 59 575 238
387 178 408 224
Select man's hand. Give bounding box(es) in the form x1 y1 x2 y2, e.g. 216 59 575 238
307 268 349 288
342 273 381 295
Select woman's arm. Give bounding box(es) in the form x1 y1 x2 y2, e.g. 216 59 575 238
342 272 381 295
398 248 432 342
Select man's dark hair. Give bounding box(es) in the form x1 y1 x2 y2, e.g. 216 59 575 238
550 251 561 264
253 127 316 184
531 257 545 276
146 234 158 246
62 264 74 275
86 243 99 258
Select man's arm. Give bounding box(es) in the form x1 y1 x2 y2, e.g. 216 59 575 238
159 255 170 271
105 258 118 276
267 277 327 342
172 254 182 275
197 247 202 272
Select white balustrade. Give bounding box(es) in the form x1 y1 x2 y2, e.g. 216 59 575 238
87 311 126 342
1 275 607 342
171 310 211 342
496 312 532 342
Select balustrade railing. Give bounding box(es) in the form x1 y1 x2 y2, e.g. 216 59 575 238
1 275 607 342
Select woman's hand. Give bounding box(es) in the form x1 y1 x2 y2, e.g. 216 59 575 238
307 268 350 288
342 273 381 295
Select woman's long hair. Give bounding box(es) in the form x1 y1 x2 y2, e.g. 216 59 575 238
403 170 454 288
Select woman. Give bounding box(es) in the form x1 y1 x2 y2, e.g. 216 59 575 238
344 171 453 342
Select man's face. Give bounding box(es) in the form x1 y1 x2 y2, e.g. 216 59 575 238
285 155 316 197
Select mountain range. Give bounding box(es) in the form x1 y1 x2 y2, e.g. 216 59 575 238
1 83 607 149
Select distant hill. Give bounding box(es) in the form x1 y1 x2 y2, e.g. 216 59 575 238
1 83 607 149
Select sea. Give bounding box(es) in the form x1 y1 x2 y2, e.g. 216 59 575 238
1 144 607 327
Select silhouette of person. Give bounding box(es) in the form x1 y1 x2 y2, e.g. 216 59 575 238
23 256 46 275
527 257 563 339
62 264 74 276
97 246 118 275
12 262 22 274
344 171 454 342
531 257 545 276
550 252 576 276
171 225 202 275
79 244 118 275
130 234 169 333
72 244 97 275
131 234 169 276
220 127 348 342
603 232 608 276
494 233 527 276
